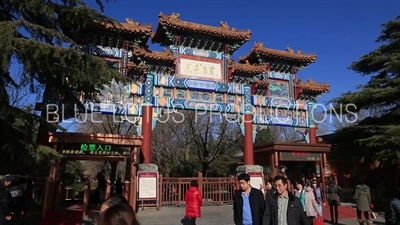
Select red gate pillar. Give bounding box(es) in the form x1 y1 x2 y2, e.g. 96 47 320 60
243 114 254 165
309 126 317 144
243 85 254 165
141 105 152 163
307 101 318 144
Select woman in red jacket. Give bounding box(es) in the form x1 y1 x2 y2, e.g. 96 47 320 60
185 180 202 225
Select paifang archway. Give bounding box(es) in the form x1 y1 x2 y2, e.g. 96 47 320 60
49 13 330 175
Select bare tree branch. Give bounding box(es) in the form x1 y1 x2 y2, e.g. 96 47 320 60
76 115 137 178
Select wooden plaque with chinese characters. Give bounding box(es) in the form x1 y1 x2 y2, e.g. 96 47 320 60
178 55 223 82
280 152 321 161
61 143 130 157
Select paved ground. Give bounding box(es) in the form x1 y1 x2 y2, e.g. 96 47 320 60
137 205 386 225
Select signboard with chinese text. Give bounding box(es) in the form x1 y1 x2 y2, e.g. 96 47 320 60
280 152 321 161
178 57 222 81
248 172 264 192
61 143 130 157
137 171 159 201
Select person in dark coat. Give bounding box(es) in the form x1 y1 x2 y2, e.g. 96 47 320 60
326 177 341 224
276 165 287 178
233 173 265 225
263 175 307 225
300 174 310 187
185 180 202 225
1 176 13 225
264 178 275 200
385 182 400 225
115 178 123 195
0 175 25 225
354 181 372 225
96 170 107 206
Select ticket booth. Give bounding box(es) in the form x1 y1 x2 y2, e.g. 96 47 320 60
254 142 331 189
42 132 142 218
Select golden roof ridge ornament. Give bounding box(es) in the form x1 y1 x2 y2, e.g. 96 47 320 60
125 18 141 26
254 42 263 48
220 21 229 30
286 47 294 54
169 12 180 21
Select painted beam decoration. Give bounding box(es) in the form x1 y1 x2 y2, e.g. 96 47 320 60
75 13 329 134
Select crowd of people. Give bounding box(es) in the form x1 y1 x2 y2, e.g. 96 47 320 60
85 171 398 225
230 171 399 225
183 170 341 225
1 170 400 225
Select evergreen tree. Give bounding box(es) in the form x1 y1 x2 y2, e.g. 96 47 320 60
0 0 123 169
330 16 400 163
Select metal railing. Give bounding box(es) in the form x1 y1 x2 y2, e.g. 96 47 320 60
140 173 295 208
60 173 297 209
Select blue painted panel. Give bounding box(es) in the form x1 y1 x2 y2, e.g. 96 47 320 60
81 101 142 116
80 45 133 59
153 97 235 113
177 46 224 60
152 75 244 94
126 82 144 95
250 96 299 109
79 101 309 128
253 114 308 128
143 74 154 105
307 101 317 127
267 71 291 80
243 85 252 114
289 74 294 100
268 80 290 99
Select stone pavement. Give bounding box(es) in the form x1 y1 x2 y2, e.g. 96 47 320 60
137 205 386 225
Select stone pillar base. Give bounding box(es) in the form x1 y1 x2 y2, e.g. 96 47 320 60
138 163 159 172
236 165 264 190
235 165 263 175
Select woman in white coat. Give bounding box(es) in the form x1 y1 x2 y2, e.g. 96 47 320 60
304 186 322 225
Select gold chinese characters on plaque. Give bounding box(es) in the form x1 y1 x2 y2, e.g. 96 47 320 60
62 149 129 156
179 58 222 81
61 143 130 157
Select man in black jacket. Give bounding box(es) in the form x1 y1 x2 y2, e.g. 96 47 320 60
96 170 107 206
385 182 400 225
0 176 12 225
1 175 25 225
263 176 307 225
233 173 265 225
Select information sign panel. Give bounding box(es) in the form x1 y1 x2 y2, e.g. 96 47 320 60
248 172 264 191
137 171 159 201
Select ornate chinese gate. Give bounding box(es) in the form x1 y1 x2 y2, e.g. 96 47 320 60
66 13 330 169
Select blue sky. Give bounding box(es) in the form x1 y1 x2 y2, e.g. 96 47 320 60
22 0 398 131
87 0 398 105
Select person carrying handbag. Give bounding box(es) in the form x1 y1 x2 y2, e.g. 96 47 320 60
353 181 372 225
304 186 322 225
